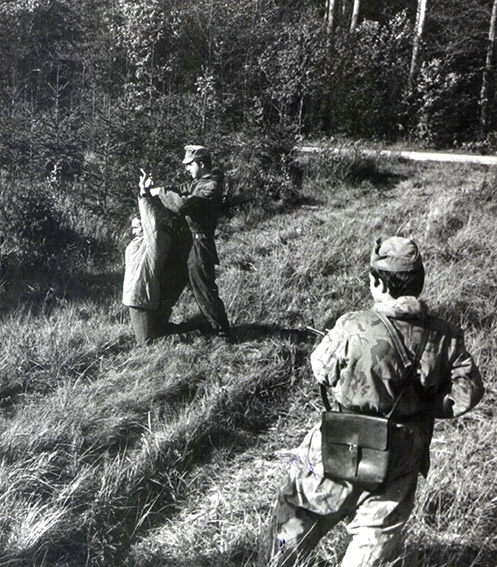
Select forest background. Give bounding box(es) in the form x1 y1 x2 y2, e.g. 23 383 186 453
0 0 496 566
2 0 497 279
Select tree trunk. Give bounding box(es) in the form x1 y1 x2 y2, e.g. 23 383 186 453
480 0 497 137
408 0 428 92
325 0 337 33
350 0 360 32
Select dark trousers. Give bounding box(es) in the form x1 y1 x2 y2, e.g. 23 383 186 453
129 306 162 345
162 233 229 332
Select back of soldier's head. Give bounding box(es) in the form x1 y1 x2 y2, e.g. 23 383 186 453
370 236 425 298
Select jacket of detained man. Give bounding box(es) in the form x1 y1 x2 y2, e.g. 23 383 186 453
122 195 174 310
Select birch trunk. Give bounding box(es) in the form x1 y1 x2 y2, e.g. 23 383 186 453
480 0 497 136
408 0 428 91
350 0 360 32
325 0 337 33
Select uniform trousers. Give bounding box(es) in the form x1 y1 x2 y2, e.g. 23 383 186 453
262 422 426 567
162 231 229 332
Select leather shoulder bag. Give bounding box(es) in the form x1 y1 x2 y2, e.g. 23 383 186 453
321 313 430 489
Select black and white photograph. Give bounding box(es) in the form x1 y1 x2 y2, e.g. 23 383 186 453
0 1 493 565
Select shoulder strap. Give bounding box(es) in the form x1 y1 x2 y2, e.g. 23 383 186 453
376 312 430 418
320 383 332 411
376 311 411 368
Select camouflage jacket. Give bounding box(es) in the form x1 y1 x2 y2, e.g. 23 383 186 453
178 170 224 236
311 297 484 421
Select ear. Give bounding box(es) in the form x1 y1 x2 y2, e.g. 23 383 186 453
379 278 389 294
370 272 388 294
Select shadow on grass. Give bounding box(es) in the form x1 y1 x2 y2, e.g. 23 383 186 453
347 162 408 191
230 323 314 343
0 269 123 317
127 542 260 567
166 318 315 344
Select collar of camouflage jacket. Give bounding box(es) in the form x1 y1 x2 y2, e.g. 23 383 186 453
373 296 428 320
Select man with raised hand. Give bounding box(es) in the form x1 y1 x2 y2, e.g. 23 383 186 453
122 169 174 344
263 236 484 566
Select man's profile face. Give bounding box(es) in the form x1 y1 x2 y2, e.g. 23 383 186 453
131 218 143 237
185 160 201 179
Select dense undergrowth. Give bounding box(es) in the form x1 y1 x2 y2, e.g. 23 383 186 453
0 153 496 566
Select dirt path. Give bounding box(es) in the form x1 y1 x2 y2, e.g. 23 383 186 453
298 145 497 166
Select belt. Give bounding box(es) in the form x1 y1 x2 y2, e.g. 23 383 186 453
393 413 424 424
192 232 214 239
167 218 190 235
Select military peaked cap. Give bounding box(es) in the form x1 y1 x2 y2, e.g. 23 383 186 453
182 145 211 164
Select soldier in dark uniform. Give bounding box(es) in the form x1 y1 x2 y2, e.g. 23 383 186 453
155 145 230 335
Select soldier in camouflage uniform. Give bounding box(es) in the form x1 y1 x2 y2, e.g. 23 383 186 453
263 236 484 567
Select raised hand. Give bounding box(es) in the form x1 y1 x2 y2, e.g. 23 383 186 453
139 168 153 195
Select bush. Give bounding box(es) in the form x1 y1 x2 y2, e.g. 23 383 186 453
0 179 93 305
322 12 412 140
217 126 302 211
412 56 481 147
0 180 64 267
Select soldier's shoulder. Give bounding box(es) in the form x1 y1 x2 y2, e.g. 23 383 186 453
197 174 221 191
336 310 381 334
425 314 464 338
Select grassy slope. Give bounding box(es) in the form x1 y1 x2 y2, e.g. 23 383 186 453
0 157 496 566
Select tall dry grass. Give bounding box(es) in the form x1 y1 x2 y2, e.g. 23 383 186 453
0 155 495 566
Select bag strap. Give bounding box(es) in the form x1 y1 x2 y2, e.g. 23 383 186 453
319 314 430 418
320 383 332 411
376 312 430 419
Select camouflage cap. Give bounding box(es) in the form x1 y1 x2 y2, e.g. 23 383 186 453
371 236 423 272
182 145 211 164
